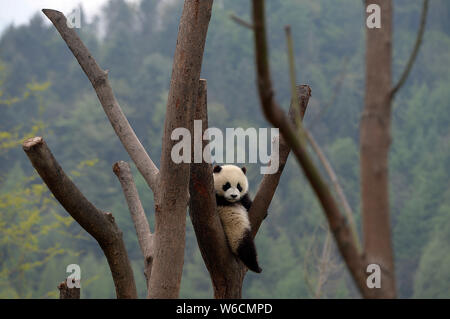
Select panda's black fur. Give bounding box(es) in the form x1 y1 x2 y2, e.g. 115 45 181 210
213 164 262 273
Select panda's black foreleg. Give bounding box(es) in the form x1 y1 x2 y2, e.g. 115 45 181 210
237 230 262 273
240 193 252 211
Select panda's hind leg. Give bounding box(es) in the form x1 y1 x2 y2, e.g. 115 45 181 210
237 230 262 273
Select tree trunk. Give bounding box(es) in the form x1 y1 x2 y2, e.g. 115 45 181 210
148 0 213 298
361 0 396 298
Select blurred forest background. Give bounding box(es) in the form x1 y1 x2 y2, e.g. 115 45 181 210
0 0 449 298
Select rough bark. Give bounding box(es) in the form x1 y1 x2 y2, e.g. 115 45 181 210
42 9 160 193
148 0 213 298
361 0 396 298
113 161 154 287
23 137 137 299
58 280 80 299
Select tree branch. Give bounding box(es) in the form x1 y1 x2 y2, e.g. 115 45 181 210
315 228 332 299
251 0 380 298
391 0 429 99
42 9 160 193
23 137 137 299
148 0 214 298
113 161 154 287
249 85 310 238
230 14 254 29
304 129 360 252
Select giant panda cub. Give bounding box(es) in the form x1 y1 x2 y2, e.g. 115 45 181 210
213 164 262 273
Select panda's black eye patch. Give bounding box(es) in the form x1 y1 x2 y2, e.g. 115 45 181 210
222 182 231 191
237 183 242 192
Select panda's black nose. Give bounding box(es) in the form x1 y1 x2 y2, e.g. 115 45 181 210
231 194 237 198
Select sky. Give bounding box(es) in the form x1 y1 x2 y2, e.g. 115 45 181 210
0 0 110 34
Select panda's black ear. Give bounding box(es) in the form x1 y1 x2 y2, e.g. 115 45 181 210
213 165 222 173
241 167 247 175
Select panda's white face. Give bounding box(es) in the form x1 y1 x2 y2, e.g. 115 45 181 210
213 165 248 203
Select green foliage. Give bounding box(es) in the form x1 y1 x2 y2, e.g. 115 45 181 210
0 165 73 298
413 204 450 298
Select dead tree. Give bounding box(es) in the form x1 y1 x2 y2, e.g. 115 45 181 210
22 0 427 299
360 0 396 298
24 0 213 299
251 0 374 297
361 0 427 298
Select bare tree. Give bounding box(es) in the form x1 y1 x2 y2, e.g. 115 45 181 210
251 0 374 298
24 0 213 299
249 0 428 298
22 0 427 299
361 0 396 298
360 0 429 298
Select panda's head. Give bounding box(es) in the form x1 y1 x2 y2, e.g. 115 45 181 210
213 164 248 203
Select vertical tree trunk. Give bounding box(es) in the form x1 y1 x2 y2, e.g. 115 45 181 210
361 0 396 298
148 0 213 298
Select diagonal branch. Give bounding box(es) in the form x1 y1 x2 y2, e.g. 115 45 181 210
113 161 154 286
230 14 254 29
391 0 429 98
304 129 360 252
42 9 160 193
23 137 137 299
249 85 310 238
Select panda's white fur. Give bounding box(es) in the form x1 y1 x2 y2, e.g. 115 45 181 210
217 205 250 253
213 164 262 273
